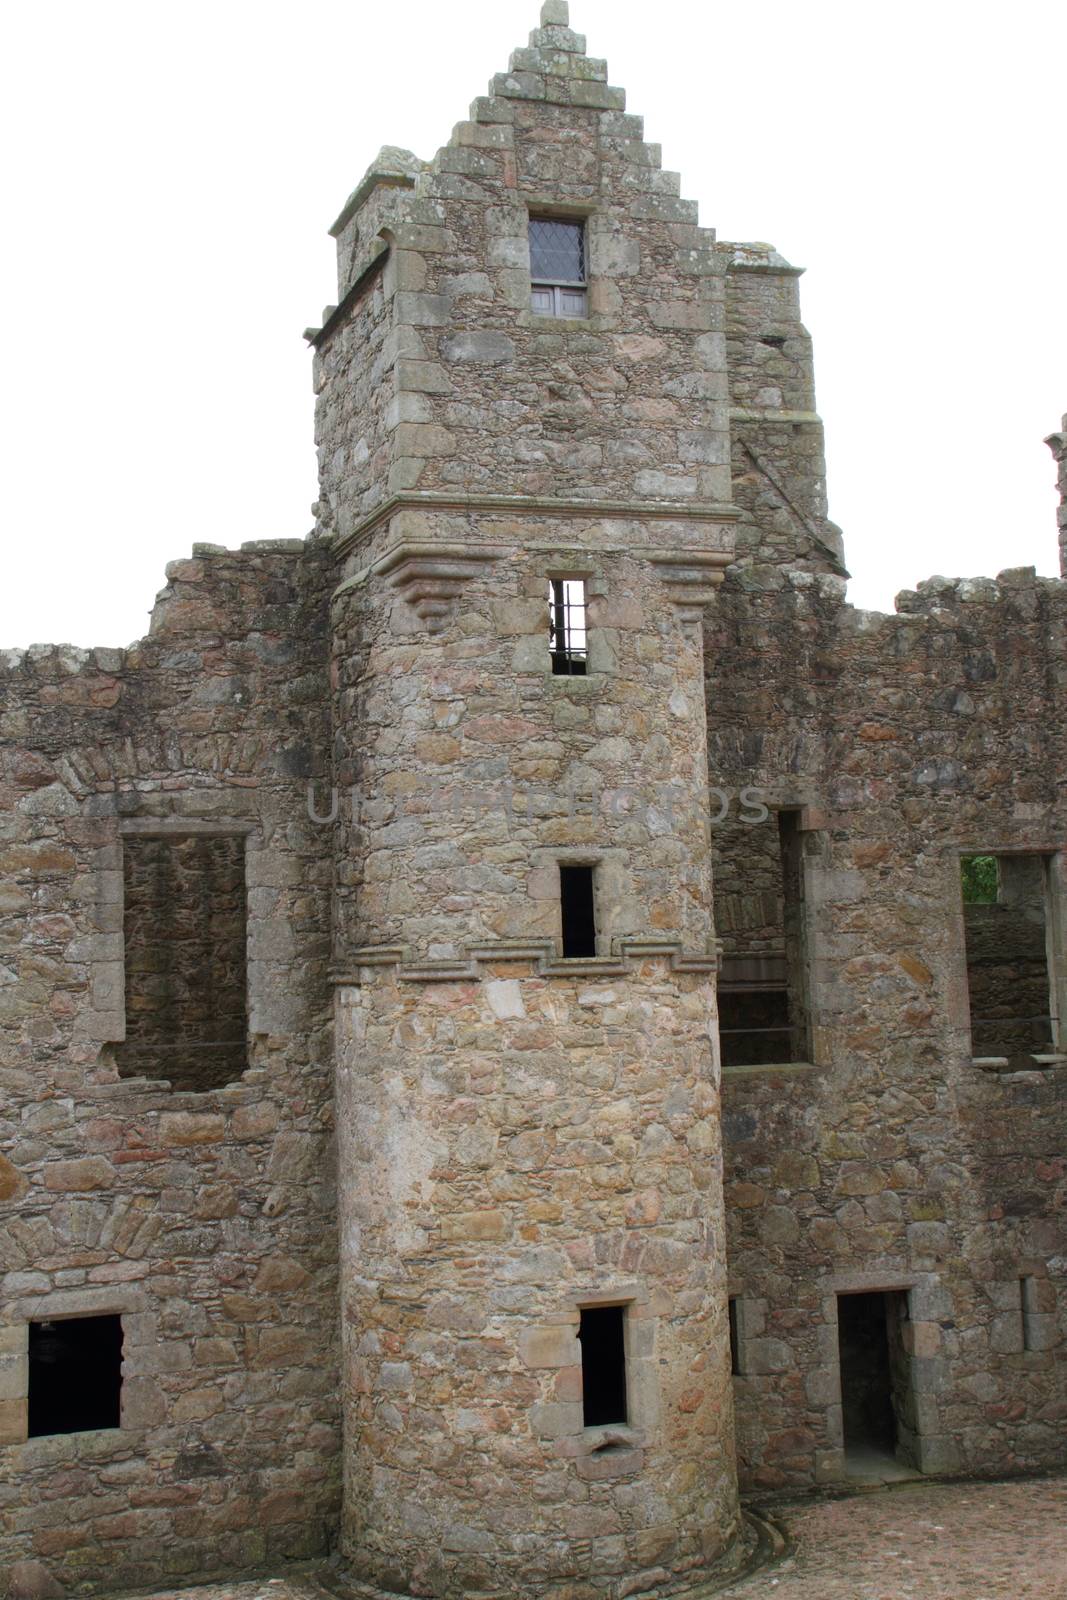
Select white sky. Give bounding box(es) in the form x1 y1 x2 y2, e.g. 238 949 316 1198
1 0 1063 649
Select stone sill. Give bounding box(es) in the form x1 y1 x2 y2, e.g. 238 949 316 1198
6 1425 144 1465
972 1054 1067 1074
526 314 595 331
722 1060 819 1080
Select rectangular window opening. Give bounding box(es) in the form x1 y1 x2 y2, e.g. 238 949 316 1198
961 853 1055 1061
116 833 249 1092
715 808 811 1066
549 579 588 675
579 1304 627 1427
28 1315 123 1438
529 216 588 319
728 1297 741 1376
560 863 597 958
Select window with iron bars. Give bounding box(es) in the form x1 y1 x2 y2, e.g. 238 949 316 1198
529 216 587 319
549 579 588 675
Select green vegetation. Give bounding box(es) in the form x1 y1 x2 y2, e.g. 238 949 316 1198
961 854 999 903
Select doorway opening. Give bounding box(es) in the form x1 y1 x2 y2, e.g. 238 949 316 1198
837 1291 917 1481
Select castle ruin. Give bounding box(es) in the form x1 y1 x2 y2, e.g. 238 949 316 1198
1 6 1065 1597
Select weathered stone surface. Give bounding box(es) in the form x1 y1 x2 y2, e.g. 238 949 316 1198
0 4 1064 1598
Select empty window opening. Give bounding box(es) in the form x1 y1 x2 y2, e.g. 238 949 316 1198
760 334 787 349
116 834 248 1092
560 863 597 958
529 216 587 318
579 1305 627 1427
549 579 588 675
715 809 811 1066
1021 1276 1038 1351
28 1316 123 1438
838 1292 917 1476
728 1297 741 1376
962 853 1055 1061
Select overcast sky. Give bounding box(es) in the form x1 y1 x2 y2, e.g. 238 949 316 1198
1 0 1063 649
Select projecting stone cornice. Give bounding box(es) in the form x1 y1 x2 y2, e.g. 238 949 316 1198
331 936 721 986
331 490 739 565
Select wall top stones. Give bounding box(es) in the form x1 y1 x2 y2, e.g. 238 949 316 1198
1046 414 1067 579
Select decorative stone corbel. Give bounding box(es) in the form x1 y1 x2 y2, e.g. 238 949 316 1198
375 541 509 631
646 548 731 627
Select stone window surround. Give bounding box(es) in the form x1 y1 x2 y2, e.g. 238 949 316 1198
951 844 1067 1065
525 200 594 325
532 845 623 961
0 1285 150 1454
541 561 614 678
990 1258 1059 1360
813 1271 962 1479
524 1282 656 1479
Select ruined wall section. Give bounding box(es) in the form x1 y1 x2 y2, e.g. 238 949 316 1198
722 249 845 576
1047 414 1067 578
0 542 341 1593
705 568 1067 1489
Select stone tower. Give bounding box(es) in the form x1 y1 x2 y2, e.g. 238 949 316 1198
312 4 744 1594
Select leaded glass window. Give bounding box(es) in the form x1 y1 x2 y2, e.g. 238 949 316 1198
529 217 587 318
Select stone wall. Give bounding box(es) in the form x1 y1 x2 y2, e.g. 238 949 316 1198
707 567 1067 1488
0 544 342 1593
317 7 751 1591
1 2 1064 1593
723 251 845 575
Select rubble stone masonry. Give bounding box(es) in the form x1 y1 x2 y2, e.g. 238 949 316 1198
0 5 1064 1598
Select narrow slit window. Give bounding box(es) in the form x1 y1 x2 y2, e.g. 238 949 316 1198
560 863 597 958
728 1297 741 1376
1021 1276 1038 1351
549 579 588 675
28 1315 123 1438
579 1305 627 1427
529 216 587 318
961 853 1055 1061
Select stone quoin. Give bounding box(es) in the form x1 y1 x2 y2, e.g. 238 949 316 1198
1 5 1064 1598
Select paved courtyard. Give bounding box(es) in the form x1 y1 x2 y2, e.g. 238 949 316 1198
110 1475 1067 1600
723 1476 1067 1600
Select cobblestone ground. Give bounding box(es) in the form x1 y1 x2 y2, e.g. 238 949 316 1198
724 1476 1067 1600
116 1477 1067 1600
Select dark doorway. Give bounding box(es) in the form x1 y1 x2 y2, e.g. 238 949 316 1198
578 1305 627 1426
28 1315 123 1437
837 1292 897 1455
560 864 597 958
